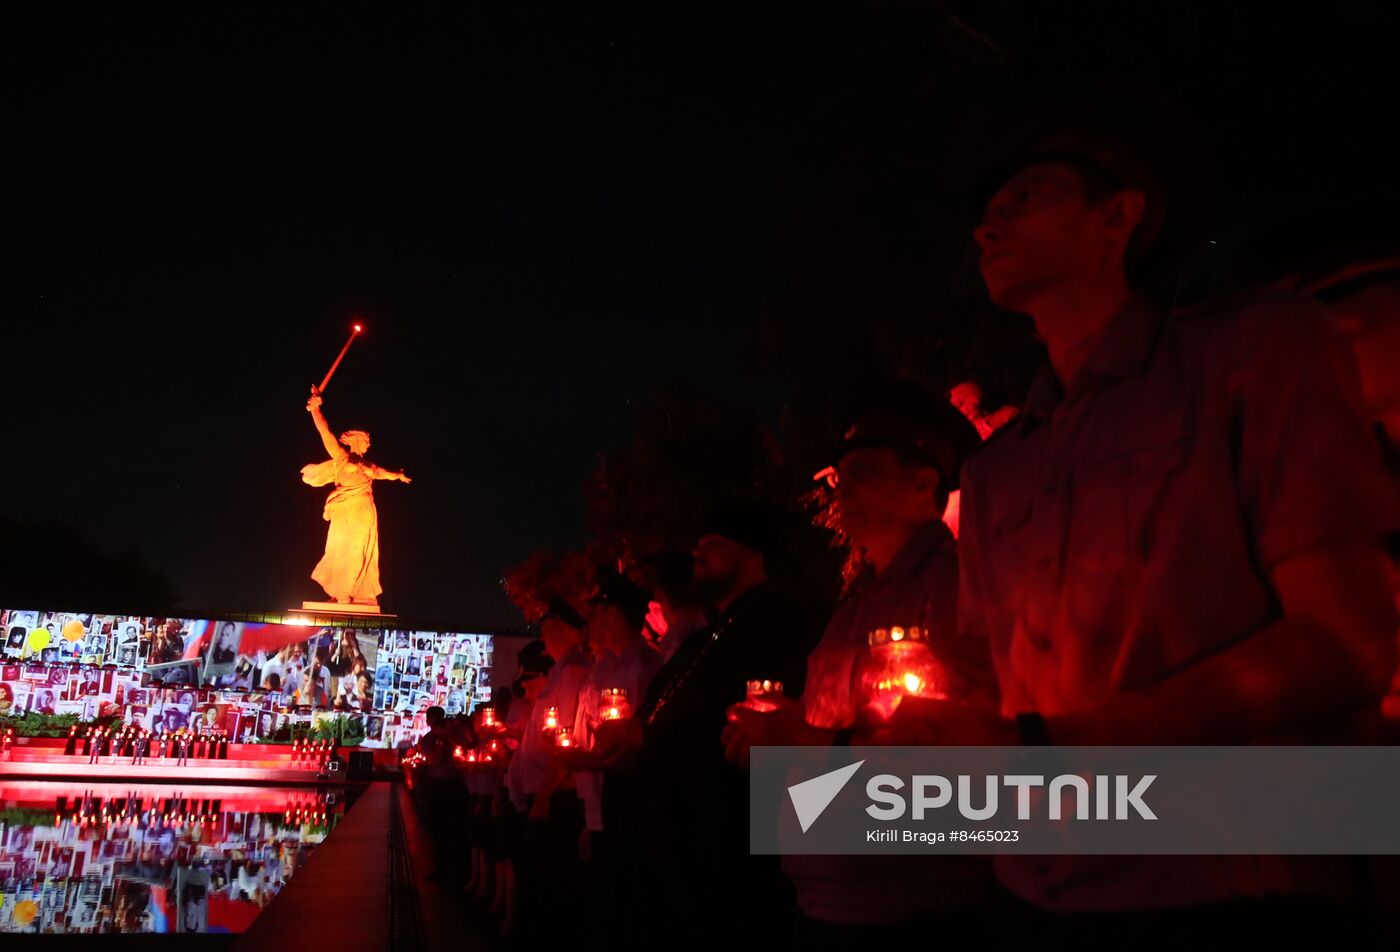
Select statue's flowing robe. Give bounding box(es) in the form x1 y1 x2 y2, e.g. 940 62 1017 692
301 456 381 603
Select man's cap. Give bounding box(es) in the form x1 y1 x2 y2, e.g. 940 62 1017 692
828 380 982 491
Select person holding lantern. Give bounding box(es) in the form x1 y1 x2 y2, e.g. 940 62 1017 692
722 383 997 944
623 500 821 946
554 566 665 946
932 85 1396 941
484 648 552 938
419 705 462 881
504 595 593 942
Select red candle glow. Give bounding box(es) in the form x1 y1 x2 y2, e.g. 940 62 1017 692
554 727 573 749
542 706 560 733
744 679 784 712
600 688 631 721
857 626 946 722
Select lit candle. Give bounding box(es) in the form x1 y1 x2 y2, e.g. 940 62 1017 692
744 680 784 712
554 727 573 749
858 626 946 722
600 688 631 721
542 706 560 732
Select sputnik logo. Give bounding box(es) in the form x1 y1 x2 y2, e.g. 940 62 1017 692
787 760 864 833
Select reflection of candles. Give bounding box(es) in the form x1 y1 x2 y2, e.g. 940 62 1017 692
542 706 560 732
554 727 573 748
744 680 784 712
600 688 630 721
858 627 946 722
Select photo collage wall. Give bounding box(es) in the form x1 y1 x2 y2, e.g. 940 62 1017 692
0 608 493 749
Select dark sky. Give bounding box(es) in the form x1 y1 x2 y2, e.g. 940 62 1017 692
5 5 1398 627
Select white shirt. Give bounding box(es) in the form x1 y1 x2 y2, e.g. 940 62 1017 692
506 645 592 804
572 640 664 831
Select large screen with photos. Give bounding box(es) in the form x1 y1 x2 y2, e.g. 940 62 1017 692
0 608 492 749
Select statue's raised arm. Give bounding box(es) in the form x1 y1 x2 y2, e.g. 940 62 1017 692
306 387 346 460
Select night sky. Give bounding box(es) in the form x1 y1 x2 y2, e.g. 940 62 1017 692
5 5 1398 627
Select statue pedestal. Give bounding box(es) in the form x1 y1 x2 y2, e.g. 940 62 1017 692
291 601 398 621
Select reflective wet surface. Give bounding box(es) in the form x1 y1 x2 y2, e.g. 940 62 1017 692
0 781 356 934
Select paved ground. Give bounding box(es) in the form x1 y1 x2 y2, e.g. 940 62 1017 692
394 783 500 952
235 783 391 952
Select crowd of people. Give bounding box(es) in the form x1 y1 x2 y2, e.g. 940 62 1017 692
402 90 1400 949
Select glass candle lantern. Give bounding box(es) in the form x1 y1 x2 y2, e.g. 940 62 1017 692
856 626 947 723
542 706 560 733
600 688 631 721
554 727 573 749
744 679 784 712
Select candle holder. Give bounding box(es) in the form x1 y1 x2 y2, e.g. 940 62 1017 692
541 705 560 735
744 679 784 713
857 626 946 722
599 688 631 721
553 727 573 749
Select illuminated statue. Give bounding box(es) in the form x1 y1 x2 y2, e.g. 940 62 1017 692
301 386 411 608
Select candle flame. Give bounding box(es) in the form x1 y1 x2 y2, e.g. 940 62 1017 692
903 672 923 694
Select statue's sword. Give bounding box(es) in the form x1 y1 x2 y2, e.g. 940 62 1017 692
316 322 363 394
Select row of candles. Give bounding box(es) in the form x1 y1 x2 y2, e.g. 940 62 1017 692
49 726 337 766
56 794 229 829
289 738 338 765
63 725 232 761
49 796 331 830
405 625 941 768
544 625 939 743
